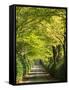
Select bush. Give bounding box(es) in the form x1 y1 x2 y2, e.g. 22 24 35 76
42 58 66 81
16 57 23 82
55 61 66 81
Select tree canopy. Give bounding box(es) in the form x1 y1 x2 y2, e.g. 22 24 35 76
16 6 66 83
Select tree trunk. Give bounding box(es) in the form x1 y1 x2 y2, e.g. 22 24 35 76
57 45 62 61
63 32 67 63
63 32 67 81
52 46 57 64
22 54 26 81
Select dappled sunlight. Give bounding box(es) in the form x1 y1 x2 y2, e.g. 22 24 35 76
16 6 67 84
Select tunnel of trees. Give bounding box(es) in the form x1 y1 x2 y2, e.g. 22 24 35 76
16 6 67 83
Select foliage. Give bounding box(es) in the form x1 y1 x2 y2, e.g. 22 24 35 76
16 6 66 82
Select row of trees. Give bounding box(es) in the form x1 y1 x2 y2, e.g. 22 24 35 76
16 7 66 83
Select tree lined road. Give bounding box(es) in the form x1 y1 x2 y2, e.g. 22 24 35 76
19 61 58 83
16 7 66 83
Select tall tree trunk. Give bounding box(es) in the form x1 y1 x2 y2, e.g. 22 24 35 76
63 32 67 81
63 32 67 63
57 45 62 61
22 54 26 81
52 46 57 64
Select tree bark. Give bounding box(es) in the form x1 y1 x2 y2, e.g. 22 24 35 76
57 45 62 61
63 32 66 63
52 46 58 64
